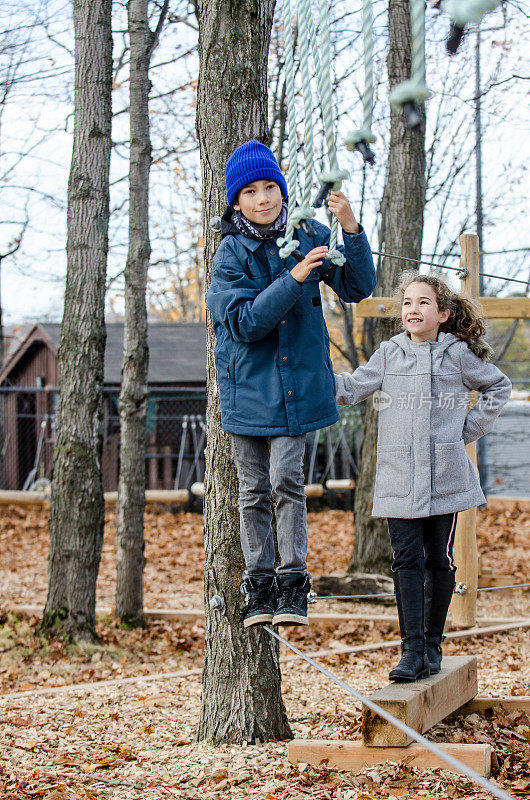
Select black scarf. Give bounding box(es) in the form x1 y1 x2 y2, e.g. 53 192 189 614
231 200 288 241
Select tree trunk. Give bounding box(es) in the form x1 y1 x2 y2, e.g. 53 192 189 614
115 0 168 625
42 0 112 642
350 0 426 574
195 0 292 744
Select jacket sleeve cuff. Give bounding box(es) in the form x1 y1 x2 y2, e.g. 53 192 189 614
342 224 365 237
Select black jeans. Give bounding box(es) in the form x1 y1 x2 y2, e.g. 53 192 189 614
387 513 458 575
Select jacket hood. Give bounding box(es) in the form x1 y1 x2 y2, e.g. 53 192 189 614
390 330 460 355
220 206 240 239
390 330 493 361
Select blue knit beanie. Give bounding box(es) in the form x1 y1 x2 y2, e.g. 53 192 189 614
225 140 288 207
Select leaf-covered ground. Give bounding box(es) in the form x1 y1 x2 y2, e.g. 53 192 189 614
0 504 528 799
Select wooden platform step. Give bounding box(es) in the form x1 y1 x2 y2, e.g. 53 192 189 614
362 655 477 747
288 739 491 777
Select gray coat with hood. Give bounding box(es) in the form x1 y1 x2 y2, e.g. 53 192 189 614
334 331 512 519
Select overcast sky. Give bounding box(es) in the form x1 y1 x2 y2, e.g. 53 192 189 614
1 1 529 328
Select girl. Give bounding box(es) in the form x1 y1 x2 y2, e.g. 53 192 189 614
335 272 511 681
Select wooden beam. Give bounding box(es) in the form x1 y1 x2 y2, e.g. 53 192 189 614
453 696 530 716
361 656 477 746
189 482 325 498
486 496 530 511
288 740 491 777
11 604 529 634
478 570 529 590
0 490 50 506
325 479 355 491
0 489 189 506
356 296 530 319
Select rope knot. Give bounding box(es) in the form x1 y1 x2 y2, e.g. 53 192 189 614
277 238 301 259
289 206 316 228
326 249 346 267
317 169 349 192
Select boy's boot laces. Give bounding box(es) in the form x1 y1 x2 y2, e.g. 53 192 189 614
240 574 277 628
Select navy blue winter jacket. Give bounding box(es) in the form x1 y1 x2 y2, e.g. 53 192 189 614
206 214 376 436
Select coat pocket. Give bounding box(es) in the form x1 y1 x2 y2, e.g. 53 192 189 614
433 440 468 496
375 445 412 498
293 272 321 316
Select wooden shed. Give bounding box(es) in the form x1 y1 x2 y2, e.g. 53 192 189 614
0 322 206 492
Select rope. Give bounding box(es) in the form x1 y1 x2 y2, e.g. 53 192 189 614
315 581 530 601
296 0 317 228
478 582 530 593
444 1 502 54
388 0 430 127
265 626 516 800
277 0 301 259
371 249 530 286
317 0 348 265
345 0 377 162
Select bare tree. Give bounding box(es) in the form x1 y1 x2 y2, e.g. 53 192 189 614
42 0 113 642
115 0 169 625
194 0 292 744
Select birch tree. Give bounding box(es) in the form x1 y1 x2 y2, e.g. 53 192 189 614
42 0 112 642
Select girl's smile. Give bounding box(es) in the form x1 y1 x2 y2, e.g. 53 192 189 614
402 282 450 342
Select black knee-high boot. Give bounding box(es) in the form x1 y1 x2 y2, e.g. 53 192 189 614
424 569 455 673
389 569 430 682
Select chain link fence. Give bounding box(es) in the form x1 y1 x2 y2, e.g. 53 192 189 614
0 387 361 505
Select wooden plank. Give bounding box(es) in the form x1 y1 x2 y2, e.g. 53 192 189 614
486 496 530 511
452 696 530 716
11 604 528 635
0 489 189 506
325 479 355 491
0 490 49 506
288 739 491 777
355 296 530 319
189 482 325 498
478 570 528 590
362 656 477 746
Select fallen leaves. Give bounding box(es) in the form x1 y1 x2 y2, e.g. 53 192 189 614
0 506 528 799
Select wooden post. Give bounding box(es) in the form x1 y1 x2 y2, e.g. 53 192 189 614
147 432 158 490
162 444 173 489
450 234 480 628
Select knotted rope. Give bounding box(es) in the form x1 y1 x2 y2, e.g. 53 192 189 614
389 0 430 129
345 0 376 163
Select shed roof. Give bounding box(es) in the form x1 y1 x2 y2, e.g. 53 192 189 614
0 322 206 386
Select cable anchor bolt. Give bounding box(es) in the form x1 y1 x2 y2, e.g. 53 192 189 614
454 582 467 596
209 594 224 610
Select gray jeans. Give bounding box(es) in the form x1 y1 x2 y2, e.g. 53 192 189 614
231 434 307 577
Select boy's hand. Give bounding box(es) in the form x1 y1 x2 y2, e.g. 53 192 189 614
290 246 328 283
328 191 359 234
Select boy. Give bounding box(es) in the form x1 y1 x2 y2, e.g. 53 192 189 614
206 139 376 628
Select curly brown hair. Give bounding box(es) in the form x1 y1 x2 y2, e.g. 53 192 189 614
392 271 493 360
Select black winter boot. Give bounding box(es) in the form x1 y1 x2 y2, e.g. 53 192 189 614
272 572 311 626
240 574 277 628
389 569 430 682
424 569 455 673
